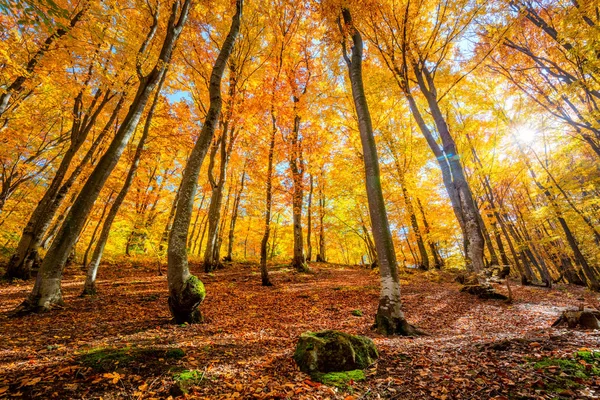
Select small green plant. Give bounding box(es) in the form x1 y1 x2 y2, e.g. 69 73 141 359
352 309 363 317
173 369 204 394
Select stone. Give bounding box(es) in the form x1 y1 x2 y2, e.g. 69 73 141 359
293 330 378 375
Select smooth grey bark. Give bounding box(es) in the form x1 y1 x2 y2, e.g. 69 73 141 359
306 173 313 262
316 170 326 263
259 104 277 286
82 68 167 296
202 130 230 271
203 64 239 271
224 167 246 262
289 102 307 272
11 0 191 315
341 8 418 336
167 0 242 323
412 66 486 274
82 192 114 269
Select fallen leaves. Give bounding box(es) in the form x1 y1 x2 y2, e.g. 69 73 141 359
0 262 599 398
103 372 122 384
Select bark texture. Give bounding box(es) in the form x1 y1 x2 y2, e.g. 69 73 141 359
341 8 418 336
12 0 191 315
167 0 242 322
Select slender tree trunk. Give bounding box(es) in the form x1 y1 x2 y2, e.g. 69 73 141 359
416 197 444 268
289 108 306 271
167 0 241 323
341 8 418 336
260 105 277 286
187 194 206 249
12 0 191 315
82 193 113 269
82 68 167 295
306 173 313 262
159 185 181 253
225 168 246 262
316 173 326 263
524 157 599 290
203 136 228 272
5 92 121 280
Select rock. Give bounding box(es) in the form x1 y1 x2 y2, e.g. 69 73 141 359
293 330 378 375
460 284 508 300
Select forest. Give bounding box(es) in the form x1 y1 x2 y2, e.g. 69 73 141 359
0 0 599 398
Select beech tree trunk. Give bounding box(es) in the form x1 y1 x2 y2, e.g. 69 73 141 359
225 168 246 262
82 69 167 296
259 103 277 286
168 0 242 323
341 8 418 336
416 198 444 269
289 107 307 271
306 173 313 262
12 0 191 315
316 171 326 263
5 89 120 280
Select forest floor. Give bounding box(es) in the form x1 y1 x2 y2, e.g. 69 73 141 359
0 261 599 399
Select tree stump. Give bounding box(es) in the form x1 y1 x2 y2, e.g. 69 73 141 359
552 308 600 330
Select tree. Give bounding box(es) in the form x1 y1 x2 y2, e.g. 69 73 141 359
12 0 192 314
167 0 242 324
339 6 419 335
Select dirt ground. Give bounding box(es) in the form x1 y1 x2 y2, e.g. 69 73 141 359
0 262 599 399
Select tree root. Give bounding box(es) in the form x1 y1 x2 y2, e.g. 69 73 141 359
552 308 600 330
373 314 427 336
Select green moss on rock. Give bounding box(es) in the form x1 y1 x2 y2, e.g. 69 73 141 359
293 330 378 375
317 369 365 387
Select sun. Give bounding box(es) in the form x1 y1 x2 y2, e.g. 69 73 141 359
515 125 538 144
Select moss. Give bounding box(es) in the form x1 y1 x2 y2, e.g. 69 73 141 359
293 330 377 374
174 369 203 382
79 346 186 371
186 275 206 301
166 348 186 359
316 369 365 387
528 350 600 393
352 309 363 317
173 369 204 394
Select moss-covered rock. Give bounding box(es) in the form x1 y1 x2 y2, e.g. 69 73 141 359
293 330 378 375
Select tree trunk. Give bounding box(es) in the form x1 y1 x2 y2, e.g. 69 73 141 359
82 68 167 296
289 108 306 271
225 167 246 262
260 104 277 286
316 171 326 263
341 8 418 336
82 192 113 269
12 0 191 315
416 198 444 268
306 173 313 262
167 0 241 323
5 91 120 280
